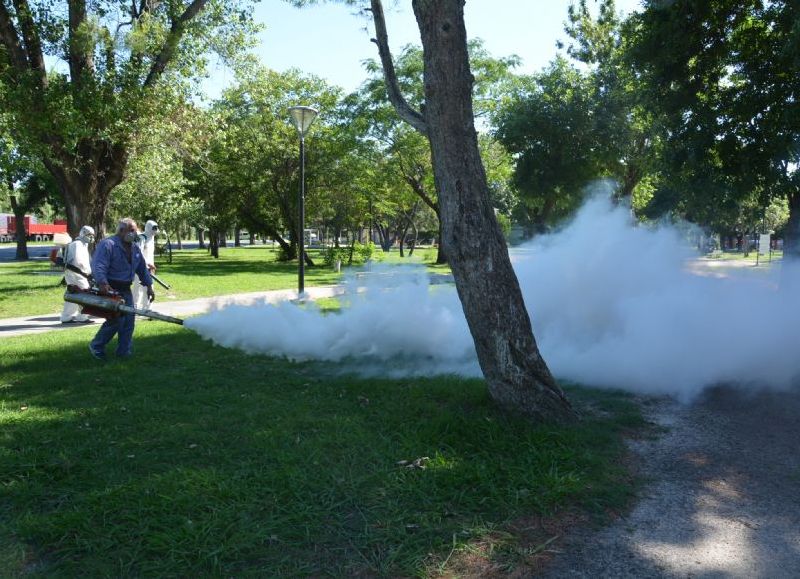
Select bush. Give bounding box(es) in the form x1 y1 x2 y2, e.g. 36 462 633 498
322 246 349 267
322 242 377 268
353 241 376 262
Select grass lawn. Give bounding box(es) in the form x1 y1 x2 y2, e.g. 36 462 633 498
707 249 783 263
0 246 445 319
0 322 644 576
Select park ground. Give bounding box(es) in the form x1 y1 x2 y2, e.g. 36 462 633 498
0 245 645 576
1 246 797 576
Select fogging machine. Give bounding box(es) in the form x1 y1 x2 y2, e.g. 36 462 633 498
64 286 184 325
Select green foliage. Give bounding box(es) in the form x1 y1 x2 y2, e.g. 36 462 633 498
495 212 512 239
322 245 349 266
628 0 800 243
110 106 203 234
187 65 372 257
322 241 376 267
494 57 600 233
356 40 522 247
353 240 376 262
0 325 642 576
496 0 657 235
0 0 260 235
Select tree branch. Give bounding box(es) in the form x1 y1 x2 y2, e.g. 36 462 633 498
0 2 28 72
11 0 46 81
68 0 95 86
143 0 208 87
369 0 428 135
394 147 439 212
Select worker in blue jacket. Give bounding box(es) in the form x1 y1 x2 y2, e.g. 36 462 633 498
89 218 155 360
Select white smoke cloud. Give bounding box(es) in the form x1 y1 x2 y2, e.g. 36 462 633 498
186 266 480 377
187 196 800 399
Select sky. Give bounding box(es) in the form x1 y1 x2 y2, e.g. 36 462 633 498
204 0 644 99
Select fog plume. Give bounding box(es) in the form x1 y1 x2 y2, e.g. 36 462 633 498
187 197 800 398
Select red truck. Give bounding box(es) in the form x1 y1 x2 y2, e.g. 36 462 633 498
0 215 68 243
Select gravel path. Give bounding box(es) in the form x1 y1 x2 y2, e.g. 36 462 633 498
544 386 800 578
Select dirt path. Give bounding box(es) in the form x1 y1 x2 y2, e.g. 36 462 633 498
543 386 800 578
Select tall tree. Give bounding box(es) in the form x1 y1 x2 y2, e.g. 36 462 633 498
0 0 256 238
628 0 800 257
357 40 520 263
210 67 353 261
111 106 203 249
369 0 575 422
495 58 601 234
564 0 655 202
495 0 658 234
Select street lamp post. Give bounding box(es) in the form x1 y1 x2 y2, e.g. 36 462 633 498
288 105 318 296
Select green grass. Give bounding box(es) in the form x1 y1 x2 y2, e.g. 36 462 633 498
0 323 643 576
707 249 783 263
0 246 447 319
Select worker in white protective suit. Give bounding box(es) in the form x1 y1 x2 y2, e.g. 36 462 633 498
133 220 159 310
60 225 96 323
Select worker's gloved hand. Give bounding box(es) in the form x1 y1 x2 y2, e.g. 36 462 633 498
147 286 155 303
99 283 112 295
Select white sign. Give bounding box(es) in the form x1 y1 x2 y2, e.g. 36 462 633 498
759 234 771 255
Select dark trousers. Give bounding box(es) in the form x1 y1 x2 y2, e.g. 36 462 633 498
90 282 135 356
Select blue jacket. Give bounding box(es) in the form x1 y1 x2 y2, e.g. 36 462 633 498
92 235 153 287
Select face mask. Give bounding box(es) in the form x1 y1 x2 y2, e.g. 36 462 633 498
123 231 137 243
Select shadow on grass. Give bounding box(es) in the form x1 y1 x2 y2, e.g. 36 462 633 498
0 326 642 576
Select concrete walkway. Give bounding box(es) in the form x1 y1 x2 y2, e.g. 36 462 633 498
0 286 345 339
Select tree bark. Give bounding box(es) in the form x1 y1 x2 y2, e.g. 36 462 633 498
407 0 575 422
43 139 129 238
785 190 800 262
209 228 219 258
9 195 29 261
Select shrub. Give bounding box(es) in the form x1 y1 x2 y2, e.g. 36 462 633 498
353 241 376 263
323 246 349 267
323 242 377 267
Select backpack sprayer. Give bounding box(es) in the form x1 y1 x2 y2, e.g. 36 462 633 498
64 286 184 325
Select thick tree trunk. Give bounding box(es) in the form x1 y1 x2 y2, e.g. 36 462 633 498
198 228 205 249
9 196 29 261
44 139 128 239
412 0 574 422
409 219 418 256
785 191 800 262
209 228 219 259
